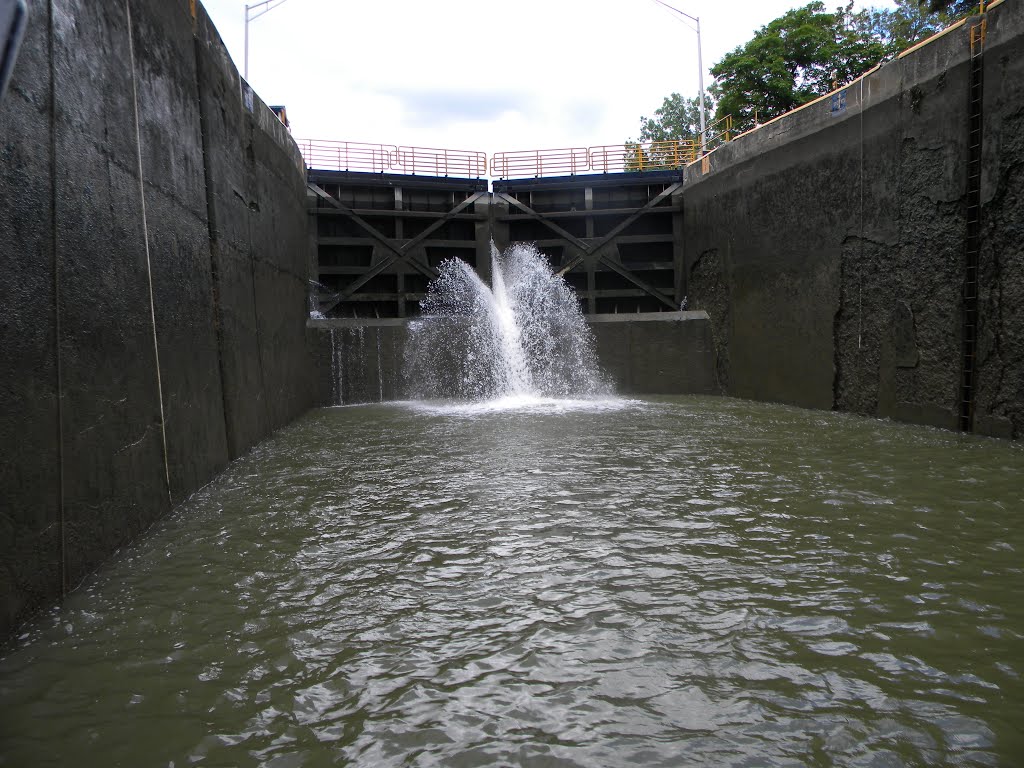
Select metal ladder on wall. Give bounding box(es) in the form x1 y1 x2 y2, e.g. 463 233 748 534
959 17 986 433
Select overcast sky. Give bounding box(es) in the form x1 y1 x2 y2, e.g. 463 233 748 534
200 0 897 155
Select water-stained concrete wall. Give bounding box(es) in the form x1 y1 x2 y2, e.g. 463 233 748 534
0 0 315 639
589 313 719 396
683 0 1023 439
309 313 720 406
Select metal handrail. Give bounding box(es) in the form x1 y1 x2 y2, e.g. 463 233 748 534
298 139 486 177
394 146 487 177
705 115 733 151
590 140 697 173
299 125 734 179
298 139 395 173
491 147 590 179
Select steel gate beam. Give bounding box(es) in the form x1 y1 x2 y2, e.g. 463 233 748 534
493 192 591 253
598 245 677 309
311 184 486 312
494 184 681 309
555 182 681 276
309 183 418 267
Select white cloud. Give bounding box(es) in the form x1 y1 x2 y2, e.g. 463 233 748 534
201 0 898 155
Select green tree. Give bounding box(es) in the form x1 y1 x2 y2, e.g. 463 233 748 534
633 92 716 144
631 1 980 145
861 0 972 54
622 92 714 170
919 0 979 14
709 2 887 133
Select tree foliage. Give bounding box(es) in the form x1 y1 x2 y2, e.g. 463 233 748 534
634 92 716 145
860 0 970 53
632 0 979 143
709 2 887 133
625 92 716 170
919 0 978 14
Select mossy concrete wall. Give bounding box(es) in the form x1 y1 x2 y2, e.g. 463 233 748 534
684 1 1023 439
0 0 314 639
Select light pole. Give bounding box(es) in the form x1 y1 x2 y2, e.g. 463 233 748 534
651 0 707 154
244 0 293 81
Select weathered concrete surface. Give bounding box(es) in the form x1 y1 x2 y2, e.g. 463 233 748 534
975 0 1024 439
0 0 62 642
683 1 1023 438
194 7 311 456
309 320 410 406
309 313 719 404
0 0 314 639
590 313 719 396
52 0 174 594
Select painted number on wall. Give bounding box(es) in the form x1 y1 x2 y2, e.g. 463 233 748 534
830 90 847 116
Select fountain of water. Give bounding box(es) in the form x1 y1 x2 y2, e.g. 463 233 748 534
404 243 610 402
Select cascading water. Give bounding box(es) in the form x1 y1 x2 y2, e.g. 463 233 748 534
404 243 610 402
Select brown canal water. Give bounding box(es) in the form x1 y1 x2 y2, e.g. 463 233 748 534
1 396 1022 767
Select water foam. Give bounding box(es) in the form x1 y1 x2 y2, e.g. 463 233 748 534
404 243 612 404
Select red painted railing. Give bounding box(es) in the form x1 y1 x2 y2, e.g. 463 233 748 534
394 146 487 178
297 139 395 173
299 136 728 179
297 139 486 177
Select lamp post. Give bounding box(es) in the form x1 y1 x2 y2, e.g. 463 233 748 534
651 0 707 154
244 0 292 81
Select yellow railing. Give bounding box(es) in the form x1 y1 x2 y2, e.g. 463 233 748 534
705 115 733 151
590 140 698 174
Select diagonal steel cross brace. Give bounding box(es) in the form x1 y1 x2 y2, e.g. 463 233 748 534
554 182 681 275
311 184 486 311
493 191 591 252
495 184 681 309
309 183 420 267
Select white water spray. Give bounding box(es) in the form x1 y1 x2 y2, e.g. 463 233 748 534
404 243 610 402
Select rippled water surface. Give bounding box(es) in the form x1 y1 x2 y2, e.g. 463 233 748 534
2 397 1023 767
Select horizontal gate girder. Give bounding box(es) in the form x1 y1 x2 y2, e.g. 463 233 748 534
497 205 680 221
314 208 485 221
318 237 477 250
529 234 673 250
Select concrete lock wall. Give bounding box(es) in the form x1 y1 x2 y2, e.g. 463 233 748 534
309 313 720 405
683 1 1024 439
0 0 314 638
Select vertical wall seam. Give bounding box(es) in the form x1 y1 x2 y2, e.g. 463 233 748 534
192 33 235 460
125 0 171 502
239 171 272 434
48 0 65 597
246 202 272 432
